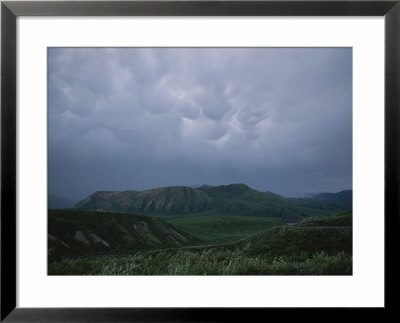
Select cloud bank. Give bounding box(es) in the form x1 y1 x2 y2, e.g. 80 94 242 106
48 48 352 201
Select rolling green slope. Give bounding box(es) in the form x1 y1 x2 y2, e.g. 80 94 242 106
195 184 291 217
166 215 283 244
288 190 352 216
312 190 352 208
296 210 352 227
48 210 199 261
49 223 352 275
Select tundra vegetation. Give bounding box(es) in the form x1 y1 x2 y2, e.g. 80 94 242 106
48 184 352 275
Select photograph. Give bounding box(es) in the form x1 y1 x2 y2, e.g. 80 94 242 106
47 47 353 276
2 0 397 319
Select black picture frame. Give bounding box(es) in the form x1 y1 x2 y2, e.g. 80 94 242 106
1 0 399 321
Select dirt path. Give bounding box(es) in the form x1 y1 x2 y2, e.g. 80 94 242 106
290 226 352 229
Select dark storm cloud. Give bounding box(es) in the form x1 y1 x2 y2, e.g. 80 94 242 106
48 48 352 201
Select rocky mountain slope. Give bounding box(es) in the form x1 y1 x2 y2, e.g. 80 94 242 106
72 184 352 220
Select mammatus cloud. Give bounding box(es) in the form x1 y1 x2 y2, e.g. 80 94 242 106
48 48 352 201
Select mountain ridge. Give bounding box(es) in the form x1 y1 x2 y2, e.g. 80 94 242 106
71 184 352 220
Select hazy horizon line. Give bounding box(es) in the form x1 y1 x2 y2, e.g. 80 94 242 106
49 182 353 203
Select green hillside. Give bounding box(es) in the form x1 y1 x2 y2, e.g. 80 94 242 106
296 210 352 227
288 190 352 216
195 184 291 217
48 210 199 261
166 215 283 244
312 190 352 208
49 190 353 275
72 184 352 221
49 224 352 275
73 186 212 215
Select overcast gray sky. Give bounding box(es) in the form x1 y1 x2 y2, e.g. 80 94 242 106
48 48 352 202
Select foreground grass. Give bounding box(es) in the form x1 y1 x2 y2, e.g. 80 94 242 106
49 225 352 275
48 250 351 275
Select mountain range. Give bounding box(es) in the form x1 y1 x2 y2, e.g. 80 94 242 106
70 184 352 220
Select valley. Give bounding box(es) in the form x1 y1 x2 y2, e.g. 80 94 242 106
48 184 352 275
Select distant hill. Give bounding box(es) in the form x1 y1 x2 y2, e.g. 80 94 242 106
264 191 283 198
279 208 304 224
312 190 352 209
288 190 352 216
48 194 74 209
74 186 212 214
296 210 352 227
48 210 199 261
167 215 283 245
73 184 295 218
72 184 352 222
